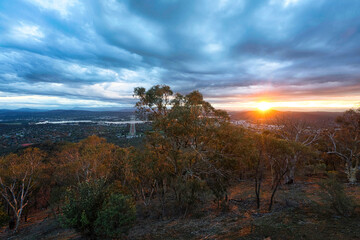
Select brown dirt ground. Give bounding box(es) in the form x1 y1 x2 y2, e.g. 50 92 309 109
1 176 359 240
128 177 360 240
0 210 83 240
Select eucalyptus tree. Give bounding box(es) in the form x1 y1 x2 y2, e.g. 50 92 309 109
133 85 231 212
273 115 319 184
0 148 45 232
261 135 300 211
55 136 119 185
327 108 360 183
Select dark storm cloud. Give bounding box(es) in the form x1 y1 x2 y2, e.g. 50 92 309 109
0 0 359 109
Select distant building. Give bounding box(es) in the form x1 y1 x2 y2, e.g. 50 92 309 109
129 115 136 137
20 143 33 147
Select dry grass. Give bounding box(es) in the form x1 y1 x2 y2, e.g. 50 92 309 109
129 177 360 240
0 210 83 240
0 177 359 240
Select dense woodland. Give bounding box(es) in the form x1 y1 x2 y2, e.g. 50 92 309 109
0 85 359 239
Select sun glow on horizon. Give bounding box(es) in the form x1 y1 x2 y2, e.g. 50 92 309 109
256 101 272 111
210 97 359 112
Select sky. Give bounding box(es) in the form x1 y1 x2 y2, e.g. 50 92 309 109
0 0 360 111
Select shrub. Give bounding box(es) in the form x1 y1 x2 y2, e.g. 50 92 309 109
304 162 327 176
314 163 327 174
61 180 136 238
175 177 207 208
95 194 136 238
318 174 357 217
61 180 107 236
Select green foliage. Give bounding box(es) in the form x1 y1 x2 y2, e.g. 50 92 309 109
176 177 207 207
61 180 108 235
304 162 327 176
327 108 360 183
133 85 232 214
134 85 173 120
319 174 357 217
61 180 136 238
49 186 66 206
95 194 136 238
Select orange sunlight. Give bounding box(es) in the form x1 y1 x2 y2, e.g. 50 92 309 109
256 101 272 112
211 99 359 112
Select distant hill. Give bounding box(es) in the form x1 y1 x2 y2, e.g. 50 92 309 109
0 107 135 113
70 107 136 112
229 110 343 123
0 109 136 121
0 108 48 113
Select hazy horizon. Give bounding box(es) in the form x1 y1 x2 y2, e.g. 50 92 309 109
0 106 350 113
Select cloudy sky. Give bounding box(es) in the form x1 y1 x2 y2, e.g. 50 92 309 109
0 0 360 111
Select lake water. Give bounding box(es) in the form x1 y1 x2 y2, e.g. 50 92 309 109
35 120 147 125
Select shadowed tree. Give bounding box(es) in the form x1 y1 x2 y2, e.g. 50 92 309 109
247 133 266 209
262 135 300 211
273 115 319 184
327 108 360 183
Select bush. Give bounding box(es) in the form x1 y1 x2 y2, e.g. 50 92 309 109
61 180 108 236
304 162 327 176
319 174 357 217
95 194 136 238
61 180 136 238
174 177 207 208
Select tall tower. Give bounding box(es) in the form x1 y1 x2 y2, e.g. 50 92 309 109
129 115 136 136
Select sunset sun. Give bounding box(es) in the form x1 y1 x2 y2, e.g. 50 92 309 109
256 101 272 111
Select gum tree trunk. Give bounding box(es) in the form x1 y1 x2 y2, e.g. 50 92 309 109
346 165 358 184
284 164 296 184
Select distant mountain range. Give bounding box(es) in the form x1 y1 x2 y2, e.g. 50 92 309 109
0 108 48 113
0 108 137 121
0 107 136 113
